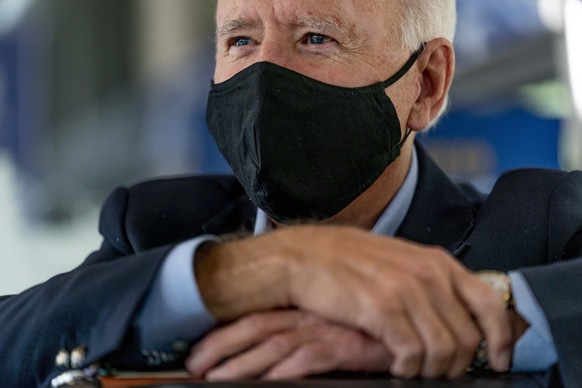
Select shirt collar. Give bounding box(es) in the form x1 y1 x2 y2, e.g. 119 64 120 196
254 146 419 236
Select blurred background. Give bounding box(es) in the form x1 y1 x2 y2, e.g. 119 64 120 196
1 0 581 294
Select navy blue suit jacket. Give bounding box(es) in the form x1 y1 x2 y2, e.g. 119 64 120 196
1 145 581 387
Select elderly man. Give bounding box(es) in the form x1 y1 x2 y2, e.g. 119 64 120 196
1 1 581 387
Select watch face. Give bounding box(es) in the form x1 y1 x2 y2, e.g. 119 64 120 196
478 271 511 303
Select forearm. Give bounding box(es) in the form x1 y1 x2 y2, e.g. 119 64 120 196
195 232 291 321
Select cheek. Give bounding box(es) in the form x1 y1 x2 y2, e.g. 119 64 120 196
304 66 351 86
303 63 384 88
214 58 253 83
213 67 232 83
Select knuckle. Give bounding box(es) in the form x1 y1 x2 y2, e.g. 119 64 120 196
447 364 468 379
360 294 404 331
336 331 367 359
473 287 501 314
243 312 278 335
381 278 402 296
391 343 423 377
409 261 440 284
362 291 387 313
296 312 322 327
425 345 455 375
460 329 482 354
244 313 266 330
402 259 448 291
427 246 453 263
295 344 324 364
425 330 455 362
429 336 455 361
388 273 417 296
267 334 294 354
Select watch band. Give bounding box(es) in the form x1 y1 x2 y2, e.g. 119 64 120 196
477 270 513 307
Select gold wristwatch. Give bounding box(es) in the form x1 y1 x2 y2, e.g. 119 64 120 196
477 270 513 307
469 271 514 371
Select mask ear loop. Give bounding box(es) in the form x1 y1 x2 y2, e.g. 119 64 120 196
381 43 427 89
389 44 426 147
399 128 413 147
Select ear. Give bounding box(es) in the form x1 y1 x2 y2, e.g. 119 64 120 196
406 38 455 131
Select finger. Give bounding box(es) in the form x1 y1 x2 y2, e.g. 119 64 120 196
409 260 481 378
266 331 392 380
353 243 474 378
432 289 482 378
399 279 457 378
338 272 425 379
388 246 491 377
379 246 479 378
453 270 513 372
205 330 307 380
440 304 481 378
186 311 303 376
378 313 424 378
359 289 424 379
264 341 339 380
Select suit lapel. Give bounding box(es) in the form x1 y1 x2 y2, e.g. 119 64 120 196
397 144 482 257
202 193 257 235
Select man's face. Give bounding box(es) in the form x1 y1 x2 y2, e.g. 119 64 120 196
214 0 418 110
212 0 450 226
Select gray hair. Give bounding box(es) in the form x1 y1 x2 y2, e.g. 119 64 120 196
394 0 457 50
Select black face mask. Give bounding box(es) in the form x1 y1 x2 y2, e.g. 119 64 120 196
207 47 423 223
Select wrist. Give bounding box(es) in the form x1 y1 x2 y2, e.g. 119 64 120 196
477 271 513 306
477 271 530 337
472 271 530 371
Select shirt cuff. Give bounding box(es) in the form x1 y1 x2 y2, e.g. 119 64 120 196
136 236 219 349
509 271 558 371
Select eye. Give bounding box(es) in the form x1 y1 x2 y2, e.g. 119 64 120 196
306 33 331 45
231 37 251 47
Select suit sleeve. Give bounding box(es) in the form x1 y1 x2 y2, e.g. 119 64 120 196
0 187 175 387
519 171 582 388
521 258 582 387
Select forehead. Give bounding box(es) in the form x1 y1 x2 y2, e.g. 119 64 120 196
215 0 399 34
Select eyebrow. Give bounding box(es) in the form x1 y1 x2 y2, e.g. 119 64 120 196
216 19 256 39
216 16 355 41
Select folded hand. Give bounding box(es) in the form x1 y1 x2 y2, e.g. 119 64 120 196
186 310 392 380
